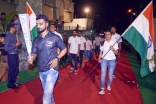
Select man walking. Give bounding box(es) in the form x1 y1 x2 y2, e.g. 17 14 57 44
95 33 101 57
110 26 122 78
68 30 81 74
28 14 67 104
4 24 22 89
77 31 86 68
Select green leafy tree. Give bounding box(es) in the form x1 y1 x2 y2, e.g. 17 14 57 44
3 11 17 32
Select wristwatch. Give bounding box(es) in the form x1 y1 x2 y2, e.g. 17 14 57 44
56 57 60 61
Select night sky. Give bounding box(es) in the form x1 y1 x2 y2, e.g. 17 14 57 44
72 0 156 33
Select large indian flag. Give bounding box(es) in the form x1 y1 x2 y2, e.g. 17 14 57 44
26 2 39 41
122 1 155 77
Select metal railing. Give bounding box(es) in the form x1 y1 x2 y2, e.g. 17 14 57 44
61 26 93 30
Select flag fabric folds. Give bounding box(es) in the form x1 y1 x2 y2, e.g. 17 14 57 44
122 1 155 77
26 2 38 41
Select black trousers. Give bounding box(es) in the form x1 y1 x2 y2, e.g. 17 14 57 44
7 54 19 87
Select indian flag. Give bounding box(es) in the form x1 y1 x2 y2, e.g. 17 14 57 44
122 1 155 77
26 2 39 41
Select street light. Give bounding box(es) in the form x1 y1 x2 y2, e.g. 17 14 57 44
128 9 135 24
128 9 132 13
85 8 90 18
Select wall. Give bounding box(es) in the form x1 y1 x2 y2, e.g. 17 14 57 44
42 0 74 22
43 4 54 21
0 1 17 15
16 0 42 15
64 18 93 30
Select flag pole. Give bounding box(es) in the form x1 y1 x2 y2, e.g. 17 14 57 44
81 37 122 84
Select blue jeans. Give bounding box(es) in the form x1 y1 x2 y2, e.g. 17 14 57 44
7 54 19 88
39 69 58 104
113 55 118 75
90 49 94 59
95 46 100 55
100 59 116 89
78 50 84 67
68 53 78 70
85 50 90 61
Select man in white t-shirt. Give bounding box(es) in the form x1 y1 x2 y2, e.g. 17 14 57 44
100 34 105 46
110 26 122 78
110 26 122 58
50 24 63 40
68 30 81 74
77 31 86 68
95 34 101 56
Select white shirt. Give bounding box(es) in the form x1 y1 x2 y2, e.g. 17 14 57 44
95 36 101 46
100 40 118 60
86 40 92 50
91 40 96 49
100 37 105 42
79 36 86 50
111 33 122 43
54 31 63 40
68 36 81 54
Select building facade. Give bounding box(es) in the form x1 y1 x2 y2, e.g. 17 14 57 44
42 0 74 22
0 0 74 22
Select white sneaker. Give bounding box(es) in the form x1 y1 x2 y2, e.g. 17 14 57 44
69 67 74 72
77 63 80 66
74 70 77 74
107 86 111 91
113 75 116 78
98 90 105 95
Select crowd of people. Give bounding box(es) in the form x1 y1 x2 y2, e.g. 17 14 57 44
0 12 123 104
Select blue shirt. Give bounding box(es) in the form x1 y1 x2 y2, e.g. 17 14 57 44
31 31 66 72
4 32 18 53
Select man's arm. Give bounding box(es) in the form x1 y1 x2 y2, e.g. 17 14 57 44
57 48 67 59
84 42 86 52
50 37 67 68
98 50 102 63
28 39 38 64
77 44 80 56
68 43 70 55
118 42 122 57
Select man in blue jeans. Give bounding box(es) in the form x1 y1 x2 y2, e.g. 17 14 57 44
68 30 81 74
77 31 86 68
28 14 67 104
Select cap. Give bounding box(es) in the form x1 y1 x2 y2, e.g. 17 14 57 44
0 34 6 38
7 23 15 28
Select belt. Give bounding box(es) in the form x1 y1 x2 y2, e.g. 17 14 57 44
8 52 17 54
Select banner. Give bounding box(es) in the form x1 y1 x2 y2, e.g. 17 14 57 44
19 14 32 55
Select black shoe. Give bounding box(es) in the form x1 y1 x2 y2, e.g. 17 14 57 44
8 85 19 89
14 83 19 87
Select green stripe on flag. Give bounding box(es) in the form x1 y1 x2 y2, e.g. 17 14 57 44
30 26 39 41
123 26 151 77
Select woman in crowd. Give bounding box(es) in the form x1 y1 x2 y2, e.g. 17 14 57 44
98 31 118 95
